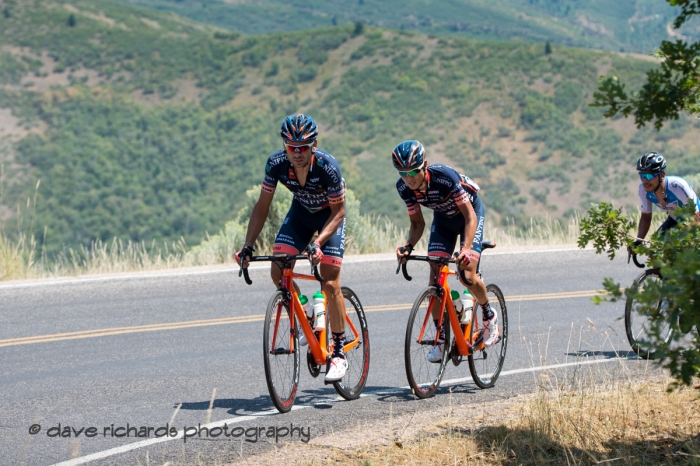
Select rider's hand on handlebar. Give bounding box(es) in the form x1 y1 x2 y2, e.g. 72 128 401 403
235 243 254 268
396 243 413 264
626 239 643 257
455 247 472 270
307 241 324 266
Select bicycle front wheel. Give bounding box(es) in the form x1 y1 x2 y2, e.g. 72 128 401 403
331 287 370 400
405 287 451 399
263 290 300 413
625 269 672 359
468 284 508 389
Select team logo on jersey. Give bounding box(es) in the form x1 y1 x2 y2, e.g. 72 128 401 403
265 163 271 173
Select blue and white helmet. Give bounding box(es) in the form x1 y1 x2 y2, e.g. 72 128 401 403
391 140 425 170
636 152 666 173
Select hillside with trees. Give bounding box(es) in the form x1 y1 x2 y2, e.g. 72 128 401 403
0 0 698 255
114 0 700 53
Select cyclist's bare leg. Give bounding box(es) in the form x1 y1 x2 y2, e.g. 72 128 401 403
320 264 346 334
461 258 488 305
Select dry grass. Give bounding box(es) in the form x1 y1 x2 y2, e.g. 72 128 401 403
321 379 700 465
0 207 669 281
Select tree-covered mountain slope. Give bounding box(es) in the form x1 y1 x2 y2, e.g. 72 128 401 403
0 0 698 254
114 0 700 54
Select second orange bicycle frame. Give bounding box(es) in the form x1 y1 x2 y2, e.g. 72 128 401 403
416 263 484 356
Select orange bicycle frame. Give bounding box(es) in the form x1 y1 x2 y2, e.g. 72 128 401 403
416 263 484 356
271 266 361 365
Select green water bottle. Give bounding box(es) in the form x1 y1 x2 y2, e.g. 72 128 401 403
299 294 312 319
451 289 462 315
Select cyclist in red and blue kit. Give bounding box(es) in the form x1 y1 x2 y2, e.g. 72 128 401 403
235 114 349 382
393 140 500 363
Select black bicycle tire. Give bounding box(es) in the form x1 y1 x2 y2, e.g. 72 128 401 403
262 290 300 413
331 287 371 400
468 283 508 389
624 269 672 359
404 287 451 399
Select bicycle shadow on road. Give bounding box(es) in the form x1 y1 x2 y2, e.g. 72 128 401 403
368 383 480 404
566 350 640 359
177 386 349 416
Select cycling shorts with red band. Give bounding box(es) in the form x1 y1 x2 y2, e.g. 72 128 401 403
273 199 345 267
427 195 485 259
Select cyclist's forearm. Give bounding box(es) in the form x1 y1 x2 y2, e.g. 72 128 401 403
462 218 476 250
406 219 425 246
244 201 270 246
636 213 652 240
458 202 477 250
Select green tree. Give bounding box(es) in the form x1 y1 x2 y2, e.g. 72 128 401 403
353 21 364 36
592 0 700 129
583 1 700 387
67 13 76 27
545 41 552 55
578 203 700 387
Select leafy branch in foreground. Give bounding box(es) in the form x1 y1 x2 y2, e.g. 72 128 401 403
577 202 634 259
592 0 700 129
579 203 700 387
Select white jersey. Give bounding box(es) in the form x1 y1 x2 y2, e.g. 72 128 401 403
639 176 700 220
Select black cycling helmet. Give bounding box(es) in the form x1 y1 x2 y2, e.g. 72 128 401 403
280 114 318 144
391 140 425 170
636 152 666 173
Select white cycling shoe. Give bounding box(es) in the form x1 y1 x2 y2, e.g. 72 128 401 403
426 341 445 363
482 311 500 347
325 357 347 382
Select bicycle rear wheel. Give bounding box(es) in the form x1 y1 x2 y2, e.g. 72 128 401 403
331 287 370 400
468 284 508 389
625 269 672 359
263 290 300 413
404 287 451 399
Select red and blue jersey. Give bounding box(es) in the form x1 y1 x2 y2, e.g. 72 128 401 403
396 164 480 218
262 149 345 212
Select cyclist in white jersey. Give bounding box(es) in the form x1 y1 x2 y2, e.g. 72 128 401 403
629 152 700 253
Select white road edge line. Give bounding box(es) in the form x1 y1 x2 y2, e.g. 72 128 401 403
51 355 630 466
0 247 586 290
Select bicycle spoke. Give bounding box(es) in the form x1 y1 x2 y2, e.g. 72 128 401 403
405 287 449 399
263 291 300 413
468 284 507 389
625 269 672 359
332 287 370 400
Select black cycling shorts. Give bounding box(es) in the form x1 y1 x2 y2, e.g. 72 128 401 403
427 196 485 260
273 199 345 267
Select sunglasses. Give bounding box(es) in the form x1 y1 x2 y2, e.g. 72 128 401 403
639 172 660 181
398 163 425 178
284 142 313 153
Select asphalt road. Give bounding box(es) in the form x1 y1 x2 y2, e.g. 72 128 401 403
0 248 662 465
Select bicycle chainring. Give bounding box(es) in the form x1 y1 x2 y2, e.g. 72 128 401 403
307 349 321 378
450 339 463 366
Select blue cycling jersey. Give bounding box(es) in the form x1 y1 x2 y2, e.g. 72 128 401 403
262 149 345 212
639 176 700 221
